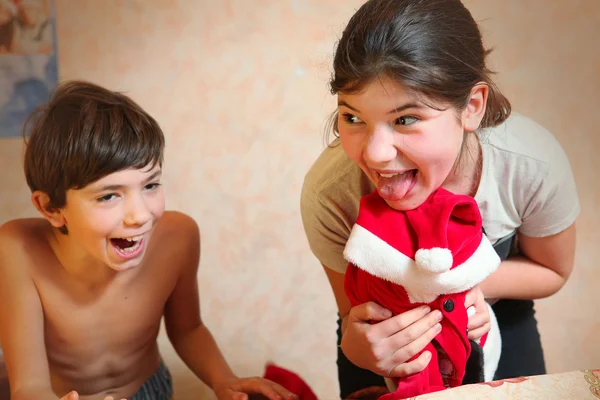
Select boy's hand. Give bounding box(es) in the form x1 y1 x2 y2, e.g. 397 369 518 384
59 391 127 400
213 377 298 400
60 391 79 400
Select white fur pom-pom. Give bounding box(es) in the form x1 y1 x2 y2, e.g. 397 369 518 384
415 247 453 273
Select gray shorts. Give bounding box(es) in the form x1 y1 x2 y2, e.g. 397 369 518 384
130 359 173 400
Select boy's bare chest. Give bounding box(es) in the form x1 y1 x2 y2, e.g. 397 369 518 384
36 267 177 360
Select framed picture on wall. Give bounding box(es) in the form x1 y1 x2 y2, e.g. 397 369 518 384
0 0 59 138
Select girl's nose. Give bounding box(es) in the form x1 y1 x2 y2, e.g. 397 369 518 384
363 123 398 165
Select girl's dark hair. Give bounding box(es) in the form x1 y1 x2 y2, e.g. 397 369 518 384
329 0 511 135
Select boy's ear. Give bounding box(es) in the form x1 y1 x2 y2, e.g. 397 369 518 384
462 83 489 132
31 191 66 229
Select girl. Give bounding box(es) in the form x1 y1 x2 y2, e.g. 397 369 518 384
300 0 579 397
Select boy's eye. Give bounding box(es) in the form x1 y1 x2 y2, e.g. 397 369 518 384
342 113 363 124
97 193 117 202
396 116 419 126
145 183 161 191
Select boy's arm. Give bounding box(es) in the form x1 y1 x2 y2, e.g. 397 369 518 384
0 223 56 400
163 213 295 400
162 214 236 388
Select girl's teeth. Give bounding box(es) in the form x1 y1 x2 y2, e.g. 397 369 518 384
379 170 416 178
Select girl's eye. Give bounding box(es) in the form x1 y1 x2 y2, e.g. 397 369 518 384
342 113 363 124
97 193 117 202
396 116 419 126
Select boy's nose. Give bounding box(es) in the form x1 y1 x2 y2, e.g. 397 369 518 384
363 123 398 165
124 197 152 227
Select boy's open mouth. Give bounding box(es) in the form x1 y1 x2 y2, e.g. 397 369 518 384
110 235 143 254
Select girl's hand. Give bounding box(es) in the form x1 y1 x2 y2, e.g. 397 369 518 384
465 285 491 340
340 301 443 378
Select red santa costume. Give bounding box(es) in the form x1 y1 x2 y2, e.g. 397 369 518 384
343 188 502 400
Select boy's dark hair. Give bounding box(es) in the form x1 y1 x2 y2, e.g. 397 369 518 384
329 0 511 134
23 80 165 233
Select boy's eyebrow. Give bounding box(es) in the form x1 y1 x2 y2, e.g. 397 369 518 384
337 100 423 114
144 169 162 183
93 170 162 192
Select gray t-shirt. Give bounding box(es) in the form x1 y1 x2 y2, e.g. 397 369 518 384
300 113 580 274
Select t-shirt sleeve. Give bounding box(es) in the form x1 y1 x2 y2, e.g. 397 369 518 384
300 186 350 274
519 139 580 237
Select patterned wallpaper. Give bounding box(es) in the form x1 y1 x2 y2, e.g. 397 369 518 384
0 1 598 399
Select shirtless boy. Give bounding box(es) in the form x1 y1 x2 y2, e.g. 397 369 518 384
0 81 296 400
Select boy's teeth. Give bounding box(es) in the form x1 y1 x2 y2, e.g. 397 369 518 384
120 240 141 253
123 234 143 242
380 173 399 178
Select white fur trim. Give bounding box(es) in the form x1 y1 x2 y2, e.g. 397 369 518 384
343 224 414 285
415 248 453 273
343 224 501 303
482 303 502 382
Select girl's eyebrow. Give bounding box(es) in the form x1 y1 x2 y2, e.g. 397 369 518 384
337 99 424 114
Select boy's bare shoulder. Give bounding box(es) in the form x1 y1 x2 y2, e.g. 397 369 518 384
149 211 200 264
154 211 200 240
0 218 52 257
0 219 53 280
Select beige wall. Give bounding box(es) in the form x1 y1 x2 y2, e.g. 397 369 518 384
0 1 598 399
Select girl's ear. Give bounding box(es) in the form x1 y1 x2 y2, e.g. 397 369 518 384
462 83 488 132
